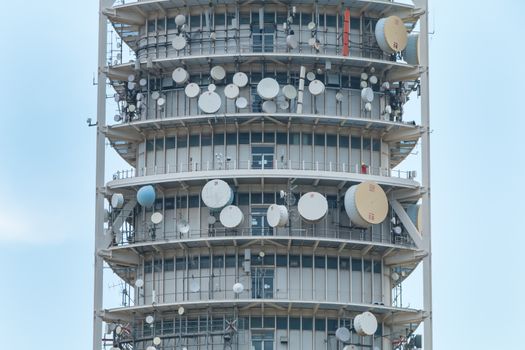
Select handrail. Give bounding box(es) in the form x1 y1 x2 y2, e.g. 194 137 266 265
112 160 416 180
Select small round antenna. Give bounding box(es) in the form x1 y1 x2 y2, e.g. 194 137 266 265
151 212 163 225
335 327 351 343
232 282 244 294
178 306 185 315
135 278 144 288
153 337 162 346
145 315 154 324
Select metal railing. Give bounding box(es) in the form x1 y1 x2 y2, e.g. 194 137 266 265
115 226 414 248
112 160 416 181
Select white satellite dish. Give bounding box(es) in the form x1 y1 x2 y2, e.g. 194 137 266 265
391 272 400 281
178 306 185 315
354 311 378 336
279 100 289 110
306 71 316 81
190 279 200 292
232 282 244 294
121 100 128 108
139 78 147 87
128 74 135 82
127 82 136 90
235 97 248 109
381 81 390 90
207 215 217 225
385 105 392 114
185 83 200 98
365 102 372 111
201 179 233 209
111 193 124 208
361 72 369 81
151 212 163 224
336 91 344 102
146 315 155 324
344 181 388 227
360 80 368 89
361 87 374 102
135 278 144 288
393 226 402 234
114 325 122 335
375 16 408 53
298 192 328 223
224 84 240 99
128 104 136 112
146 346 156 350
282 85 297 100
172 67 189 84
308 80 325 96
307 21 316 30
136 92 143 101
178 220 190 235
343 346 358 350
207 83 216 92
232 72 248 88
286 34 298 49
175 14 186 26
172 35 187 50
151 91 160 100
219 205 244 228
262 100 277 113
157 97 166 107
266 204 289 228
210 65 226 81
369 75 378 85
153 336 162 345
335 327 351 343
198 91 222 114
257 78 279 100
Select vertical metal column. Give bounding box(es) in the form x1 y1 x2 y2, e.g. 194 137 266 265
419 0 433 349
93 0 108 349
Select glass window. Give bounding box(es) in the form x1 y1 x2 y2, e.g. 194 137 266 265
351 136 361 149
373 139 381 152
339 257 350 270
190 14 201 28
144 260 152 274
263 132 275 143
165 197 175 210
314 134 325 146
213 255 224 268
188 195 199 208
201 134 212 146
225 255 236 268
163 319 174 334
263 192 274 204
154 259 162 272
276 255 288 266
315 256 325 268
327 134 337 147
289 255 300 267
189 135 200 147
302 255 313 268
302 317 313 331
363 259 372 272
251 193 262 204
239 132 250 144
263 254 275 265
327 195 337 209
289 133 300 145
363 138 371 151
251 132 262 143
213 133 224 145
276 132 287 144
263 317 275 328
154 198 163 211
155 138 164 150
327 319 338 332
166 137 176 149
177 136 187 148
326 15 337 27
200 256 210 269
373 260 382 274
289 317 300 330
339 135 349 148
215 12 225 26
350 17 360 30
302 133 312 145
176 195 187 208
226 133 237 145
315 318 326 331
239 12 250 25
251 316 262 328
276 317 288 330
352 258 362 271
238 193 249 205
175 257 186 270
146 140 154 151
302 13 312 25
164 258 174 272
350 76 361 89
327 257 338 269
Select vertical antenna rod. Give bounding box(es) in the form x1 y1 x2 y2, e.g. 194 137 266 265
420 0 433 349
93 0 108 349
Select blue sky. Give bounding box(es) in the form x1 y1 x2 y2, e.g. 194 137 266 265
0 0 523 349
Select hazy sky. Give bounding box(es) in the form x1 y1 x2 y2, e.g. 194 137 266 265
0 0 523 349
